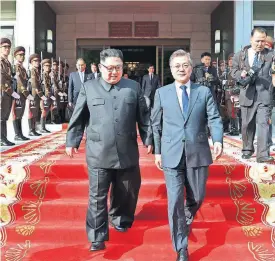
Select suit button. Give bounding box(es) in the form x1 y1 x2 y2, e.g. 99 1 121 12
114 107 118 110
113 96 116 99
115 119 118 122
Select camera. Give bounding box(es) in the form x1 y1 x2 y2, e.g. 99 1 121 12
238 66 260 87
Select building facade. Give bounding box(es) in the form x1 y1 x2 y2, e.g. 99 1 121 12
1 0 275 85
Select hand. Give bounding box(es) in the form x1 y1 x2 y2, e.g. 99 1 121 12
205 72 210 79
147 145 153 154
68 102 73 107
41 95 47 101
65 147 78 158
27 94 34 101
272 62 275 73
222 80 227 85
213 142 223 160
58 92 63 96
154 154 162 170
11 92 20 99
241 70 247 78
63 92 68 97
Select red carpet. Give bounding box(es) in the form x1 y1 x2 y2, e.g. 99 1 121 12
1 129 275 261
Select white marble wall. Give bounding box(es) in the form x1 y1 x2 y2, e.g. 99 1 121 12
56 13 211 70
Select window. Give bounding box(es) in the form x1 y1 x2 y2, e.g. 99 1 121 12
253 21 275 38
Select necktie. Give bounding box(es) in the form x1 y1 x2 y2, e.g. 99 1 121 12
180 85 189 116
150 74 153 84
252 52 259 67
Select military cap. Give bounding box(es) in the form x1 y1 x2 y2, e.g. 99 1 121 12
14 46 25 56
41 58 51 66
228 53 234 60
65 63 69 68
29 53 40 63
52 59 58 65
1 38 11 46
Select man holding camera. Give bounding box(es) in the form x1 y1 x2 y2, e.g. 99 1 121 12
231 27 275 163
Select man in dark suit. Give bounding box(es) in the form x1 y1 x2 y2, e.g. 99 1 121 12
68 58 91 107
90 62 100 79
231 27 275 163
65 49 153 251
141 64 161 109
151 49 223 261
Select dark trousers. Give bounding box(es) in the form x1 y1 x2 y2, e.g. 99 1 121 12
241 102 271 158
163 152 208 252
86 165 141 242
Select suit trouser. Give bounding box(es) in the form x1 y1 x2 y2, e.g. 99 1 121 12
163 152 208 252
241 102 271 158
86 165 141 242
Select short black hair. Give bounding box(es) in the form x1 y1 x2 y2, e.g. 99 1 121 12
201 52 211 59
251 27 267 37
100 49 123 63
148 64 155 68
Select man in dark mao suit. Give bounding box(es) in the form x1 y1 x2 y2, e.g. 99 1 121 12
65 49 153 251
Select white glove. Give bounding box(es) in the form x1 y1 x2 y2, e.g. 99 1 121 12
50 96 56 101
27 94 34 101
58 92 63 96
63 92 68 97
41 95 47 101
222 80 227 85
12 92 20 99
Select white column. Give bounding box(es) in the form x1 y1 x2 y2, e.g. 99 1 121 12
16 0 35 67
234 0 253 52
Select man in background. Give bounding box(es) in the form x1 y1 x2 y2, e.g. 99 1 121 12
90 62 100 79
141 64 161 109
68 58 90 107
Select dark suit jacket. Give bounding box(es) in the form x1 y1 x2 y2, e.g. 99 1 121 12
231 46 274 107
142 74 161 102
151 82 223 168
68 71 89 105
66 77 152 169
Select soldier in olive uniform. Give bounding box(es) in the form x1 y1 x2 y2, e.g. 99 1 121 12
12 46 30 141
50 59 61 123
40 59 55 133
0 38 15 146
28 54 45 136
57 60 67 123
222 54 240 136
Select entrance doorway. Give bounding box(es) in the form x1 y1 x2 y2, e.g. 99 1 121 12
111 46 156 84
77 38 190 86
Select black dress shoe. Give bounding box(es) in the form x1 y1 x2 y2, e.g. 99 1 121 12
0 138 15 146
242 153 253 159
256 156 274 163
14 135 29 141
228 131 239 136
90 241 106 251
176 249 188 261
110 221 128 232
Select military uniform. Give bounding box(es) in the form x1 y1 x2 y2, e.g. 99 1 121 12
223 68 240 135
50 60 60 123
12 46 30 141
28 54 43 136
0 38 15 146
40 59 56 133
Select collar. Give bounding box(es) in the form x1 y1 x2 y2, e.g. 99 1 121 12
99 77 123 92
175 80 191 89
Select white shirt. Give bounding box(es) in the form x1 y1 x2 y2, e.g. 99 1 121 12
175 80 191 112
149 73 154 80
94 72 98 79
248 48 260 67
78 71 84 83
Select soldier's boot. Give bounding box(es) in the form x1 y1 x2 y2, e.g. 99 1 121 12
40 117 51 133
14 119 29 141
28 118 41 136
228 118 239 136
0 120 15 146
32 118 42 136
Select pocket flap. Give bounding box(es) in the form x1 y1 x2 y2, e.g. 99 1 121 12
125 97 135 104
89 133 100 141
92 98 105 106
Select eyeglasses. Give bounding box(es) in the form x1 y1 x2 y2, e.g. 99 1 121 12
172 64 190 70
100 63 123 72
